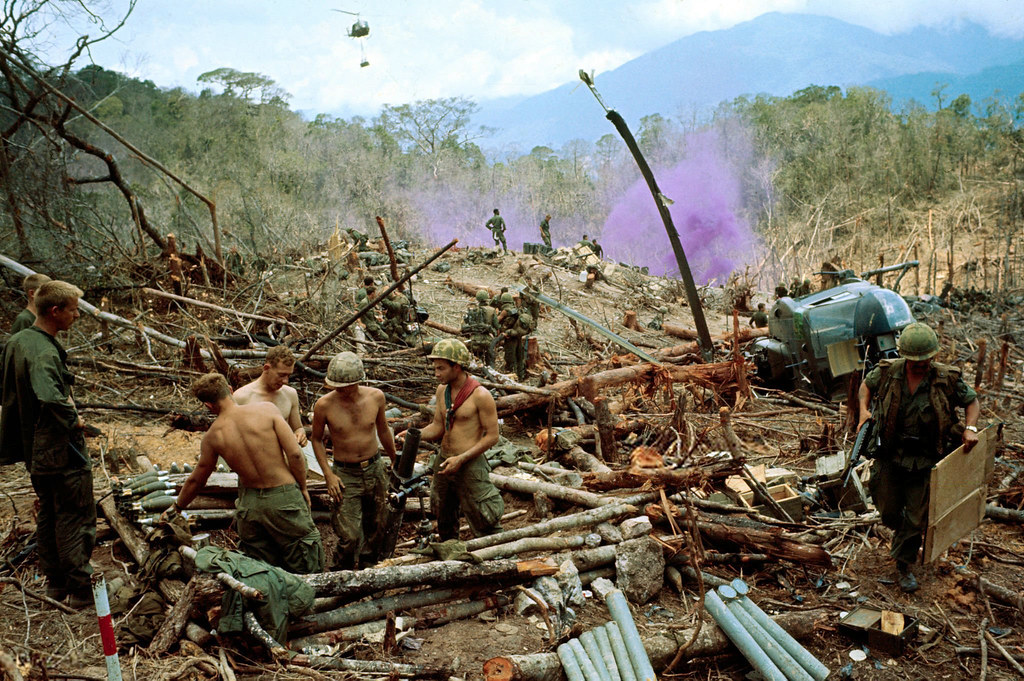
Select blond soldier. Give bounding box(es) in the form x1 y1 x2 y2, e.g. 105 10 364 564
234 345 307 446
311 352 397 569
170 373 324 573
10 273 51 334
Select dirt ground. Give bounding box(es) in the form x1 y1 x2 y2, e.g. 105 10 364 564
0 245 1022 680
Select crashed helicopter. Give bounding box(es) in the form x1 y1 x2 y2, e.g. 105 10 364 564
750 262 922 400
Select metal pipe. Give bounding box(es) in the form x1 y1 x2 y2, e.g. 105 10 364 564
593 625 623 681
580 630 613 681
604 587 657 681
604 622 637 681
731 579 830 681
557 642 587 681
703 589 787 681
569 638 606 681
718 586 814 681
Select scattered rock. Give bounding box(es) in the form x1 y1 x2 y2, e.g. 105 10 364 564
615 536 664 604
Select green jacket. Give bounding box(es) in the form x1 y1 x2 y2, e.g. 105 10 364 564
10 309 34 335
500 309 534 339
486 215 506 233
864 358 977 469
1 326 86 473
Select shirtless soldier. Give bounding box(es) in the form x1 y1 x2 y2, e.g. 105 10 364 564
168 373 324 574
233 345 307 446
311 352 397 569
416 339 504 540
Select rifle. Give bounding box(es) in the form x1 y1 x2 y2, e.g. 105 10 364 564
841 418 873 487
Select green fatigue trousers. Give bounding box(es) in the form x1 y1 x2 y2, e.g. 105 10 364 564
540 226 552 249
491 229 508 252
331 455 389 569
31 467 96 597
467 334 495 367
503 336 527 380
430 450 504 541
869 459 931 566
236 484 325 574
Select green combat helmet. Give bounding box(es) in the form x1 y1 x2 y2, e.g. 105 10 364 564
499 292 515 305
428 338 472 367
476 290 489 303
897 322 939 361
325 351 365 388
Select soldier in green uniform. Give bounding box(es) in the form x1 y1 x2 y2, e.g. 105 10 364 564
461 290 499 366
590 237 604 260
578 234 594 252
410 339 504 540
354 280 389 343
486 209 508 253
857 322 979 592
797 278 812 297
10 273 51 335
539 214 552 249
749 303 769 328
311 352 397 569
346 228 371 252
774 283 789 299
1 281 95 608
381 291 412 345
497 293 534 381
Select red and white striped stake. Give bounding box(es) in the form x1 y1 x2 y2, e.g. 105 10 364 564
91 573 123 681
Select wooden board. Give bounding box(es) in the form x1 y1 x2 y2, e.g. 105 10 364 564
922 424 999 563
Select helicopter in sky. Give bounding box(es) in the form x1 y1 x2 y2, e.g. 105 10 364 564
332 9 371 67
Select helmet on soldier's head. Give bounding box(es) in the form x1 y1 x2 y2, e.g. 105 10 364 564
428 338 472 367
325 351 365 388
658 306 668 314
499 292 514 305
475 290 489 303
897 322 939 361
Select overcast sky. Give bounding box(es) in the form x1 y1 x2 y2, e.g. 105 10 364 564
31 0 1024 118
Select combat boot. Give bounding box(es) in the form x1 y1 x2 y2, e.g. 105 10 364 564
897 562 919 593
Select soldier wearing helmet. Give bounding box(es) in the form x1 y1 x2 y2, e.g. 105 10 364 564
462 290 499 366
857 322 979 593
404 339 504 540
497 293 534 381
311 352 397 569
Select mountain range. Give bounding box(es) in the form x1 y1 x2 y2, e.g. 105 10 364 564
474 12 1024 151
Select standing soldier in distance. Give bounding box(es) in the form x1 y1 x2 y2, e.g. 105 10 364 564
10 273 51 334
311 352 397 569
857 322 979 593
486 209 508 253
749 303 769 328
1 281 95 608
539 214 552 249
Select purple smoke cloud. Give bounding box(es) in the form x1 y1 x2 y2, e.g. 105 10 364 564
600 128 760 283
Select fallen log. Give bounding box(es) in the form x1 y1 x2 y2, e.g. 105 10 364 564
663 323 766 343
495 361 740 415
464 503 635 552
489 472 612 508
564 445 611 473
301 559 557 599
472 535 587 561
484 610 824 681
582 458 740 492
985 504 1024 523
425 319 461 336
446 278 498 299
148 575 200 655
647 504 833 568
142 287 294 328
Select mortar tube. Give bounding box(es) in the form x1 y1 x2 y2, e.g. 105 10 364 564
731 579 830 681
593 625 623 681
719 585 814 681
703 589 787 681
569 638 606 681
396 427 421 479
603 623 638 681
604 588 657 681
557 642 587 681
580 630 613 681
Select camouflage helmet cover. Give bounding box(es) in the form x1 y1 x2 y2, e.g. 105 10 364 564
325 351 365 388
428 338 472 366
897 322 939 361
475 290 489 303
